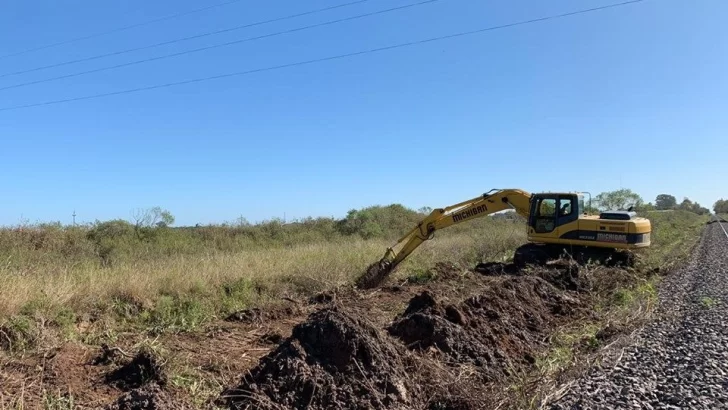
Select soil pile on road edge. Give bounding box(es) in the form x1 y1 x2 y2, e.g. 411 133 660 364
388 276 582 380
219 307 421 410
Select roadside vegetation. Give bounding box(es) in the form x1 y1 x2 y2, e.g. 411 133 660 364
0 189 717 409
0 191 712 346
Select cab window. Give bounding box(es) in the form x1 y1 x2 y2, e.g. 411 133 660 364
537 198 556 216
559 197 574 217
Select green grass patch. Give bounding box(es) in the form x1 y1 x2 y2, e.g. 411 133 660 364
41 392 76 410
699 296 719 309
638 210 709 270
536 323 601 374
140 295 213 335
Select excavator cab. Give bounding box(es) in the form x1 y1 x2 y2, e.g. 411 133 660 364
528 193 582 235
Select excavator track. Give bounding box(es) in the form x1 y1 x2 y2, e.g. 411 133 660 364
512 243 635 268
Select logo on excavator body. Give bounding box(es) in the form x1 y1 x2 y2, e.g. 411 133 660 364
452 205 487 223
596 232 628 243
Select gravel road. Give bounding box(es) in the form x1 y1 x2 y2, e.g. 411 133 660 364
548 221 728 410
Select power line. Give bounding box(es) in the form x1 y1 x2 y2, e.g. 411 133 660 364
0 0 247 60
0 0 442 92
0 0 648 113
0 0 371 79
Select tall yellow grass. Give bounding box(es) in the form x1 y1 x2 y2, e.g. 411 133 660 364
0 223 526 319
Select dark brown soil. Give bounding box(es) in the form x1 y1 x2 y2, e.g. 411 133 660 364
533 262 590 292
105 350 166 390
474 262 520 276
218 267 591 409
388 276 582 381
105 384 183 410
476 260 589 292
258 331 283 345
219 307 421 410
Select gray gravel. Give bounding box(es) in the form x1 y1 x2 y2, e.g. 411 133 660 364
548 222 728 410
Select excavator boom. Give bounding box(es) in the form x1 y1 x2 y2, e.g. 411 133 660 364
355 189 531 289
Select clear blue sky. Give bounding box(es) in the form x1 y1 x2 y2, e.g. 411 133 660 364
1 0 726 226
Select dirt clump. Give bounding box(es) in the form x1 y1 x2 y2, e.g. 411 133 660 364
474 262 520 276
105 350 166 390
389 277 582 380
533 261 589 292
93 343 131 365
219 306 420 409
429 262 464 280
105 384 182 410
258 331 283 345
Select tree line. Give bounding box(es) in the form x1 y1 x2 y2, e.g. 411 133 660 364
592 189 716 215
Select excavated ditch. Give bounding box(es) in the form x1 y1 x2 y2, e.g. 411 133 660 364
220 262 594 410
388 276 582 381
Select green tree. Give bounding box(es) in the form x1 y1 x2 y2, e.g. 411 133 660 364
337 204 421 240
655 194 677 210
131 207 175 241
678 198 710 215
678 198 693 211
86 219 135 267
714 199 728 214
132 207 175 228
594 189 644 211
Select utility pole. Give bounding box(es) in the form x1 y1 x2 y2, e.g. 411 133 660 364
72 210 77 226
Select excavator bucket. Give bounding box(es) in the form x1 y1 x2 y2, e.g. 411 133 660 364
355 259 393 289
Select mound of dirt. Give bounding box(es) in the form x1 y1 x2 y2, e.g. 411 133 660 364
105 384 181 410
388 277 582 380
429 262 464 280
219 307 419 410
534 262 589 292
105 350 166 390
475 260 590 292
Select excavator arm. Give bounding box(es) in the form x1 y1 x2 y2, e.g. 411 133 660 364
355 189 532 289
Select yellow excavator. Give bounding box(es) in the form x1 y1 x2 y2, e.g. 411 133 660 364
356 189 651 289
